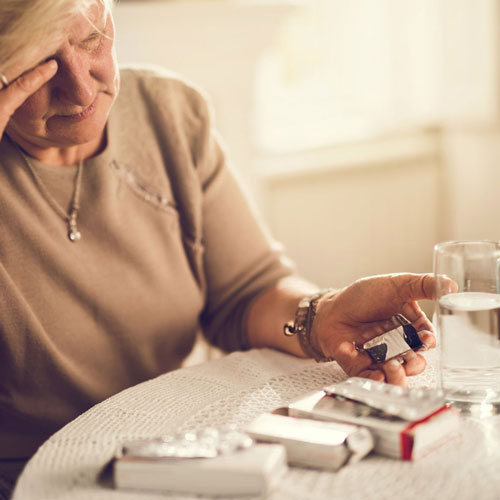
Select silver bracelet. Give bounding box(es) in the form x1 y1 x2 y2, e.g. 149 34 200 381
283 289 335 362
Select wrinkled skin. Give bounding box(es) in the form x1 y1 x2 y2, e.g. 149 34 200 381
311 273 456 387
1 1 119 165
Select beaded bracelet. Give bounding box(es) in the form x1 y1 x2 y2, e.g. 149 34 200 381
283 289 335 363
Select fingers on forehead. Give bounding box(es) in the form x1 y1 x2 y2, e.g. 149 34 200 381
3 50 57 85
2 61 58 115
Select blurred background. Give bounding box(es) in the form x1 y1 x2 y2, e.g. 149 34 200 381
113 0 500 358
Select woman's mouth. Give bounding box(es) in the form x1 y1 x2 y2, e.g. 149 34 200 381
58 99 97 121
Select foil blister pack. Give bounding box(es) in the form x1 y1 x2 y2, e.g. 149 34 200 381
287 378 460 460
120 427 253 460
362 314 424 363
323 377 446 421
114 427 287 496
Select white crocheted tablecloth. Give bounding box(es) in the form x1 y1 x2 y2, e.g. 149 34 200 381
12 348 500 500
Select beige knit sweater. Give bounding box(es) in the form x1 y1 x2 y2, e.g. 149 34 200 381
0 67 292 466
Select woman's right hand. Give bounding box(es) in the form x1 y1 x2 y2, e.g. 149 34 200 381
0 59 58 140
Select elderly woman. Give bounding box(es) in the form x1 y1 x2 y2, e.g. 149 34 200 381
0 0 447 496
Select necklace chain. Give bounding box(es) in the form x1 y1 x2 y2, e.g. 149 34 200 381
17 148 84 242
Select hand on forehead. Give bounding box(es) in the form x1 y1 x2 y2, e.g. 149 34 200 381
3 1 108 83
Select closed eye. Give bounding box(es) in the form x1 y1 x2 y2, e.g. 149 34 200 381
80 31 103 52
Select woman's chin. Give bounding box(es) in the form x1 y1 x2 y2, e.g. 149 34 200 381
44 102 110 149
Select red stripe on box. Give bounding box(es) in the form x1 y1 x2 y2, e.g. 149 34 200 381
400 405 451 460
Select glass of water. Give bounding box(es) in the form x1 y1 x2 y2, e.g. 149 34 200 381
434 240 500 416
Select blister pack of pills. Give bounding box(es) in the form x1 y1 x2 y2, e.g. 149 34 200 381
362 314 423 363
323 377 446 421
114 428 287 496
121 427 254 460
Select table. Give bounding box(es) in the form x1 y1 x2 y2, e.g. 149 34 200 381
12 348 500 500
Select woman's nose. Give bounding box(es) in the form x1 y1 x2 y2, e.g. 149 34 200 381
52 53 95 107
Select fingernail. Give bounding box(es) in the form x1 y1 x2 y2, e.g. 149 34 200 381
386 359 401 371
404 351 417 361
417 331 431 350
46 59 58 72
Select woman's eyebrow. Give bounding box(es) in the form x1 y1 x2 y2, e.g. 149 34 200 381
66 28 100 47
69 16 107 45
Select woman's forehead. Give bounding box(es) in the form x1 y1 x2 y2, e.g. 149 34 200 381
10 2 110 78
63 1 106 32
65 3 109 43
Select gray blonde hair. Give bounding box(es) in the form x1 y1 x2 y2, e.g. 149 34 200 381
0 0 113 73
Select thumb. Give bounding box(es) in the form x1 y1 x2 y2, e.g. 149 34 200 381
389 273 456 302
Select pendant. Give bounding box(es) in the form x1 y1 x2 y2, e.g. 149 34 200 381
68 216 81 242
68 228 82 242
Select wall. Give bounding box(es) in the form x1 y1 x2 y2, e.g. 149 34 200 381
441 130 500 241
112 0 500 361
437 0 500 244
113 0 297 364
113 0 295 199
258 130 442 290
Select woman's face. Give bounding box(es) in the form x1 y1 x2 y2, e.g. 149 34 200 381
6 2 119 155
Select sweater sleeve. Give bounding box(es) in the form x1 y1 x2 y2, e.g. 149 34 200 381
128 66 296 352
194 96 295 352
